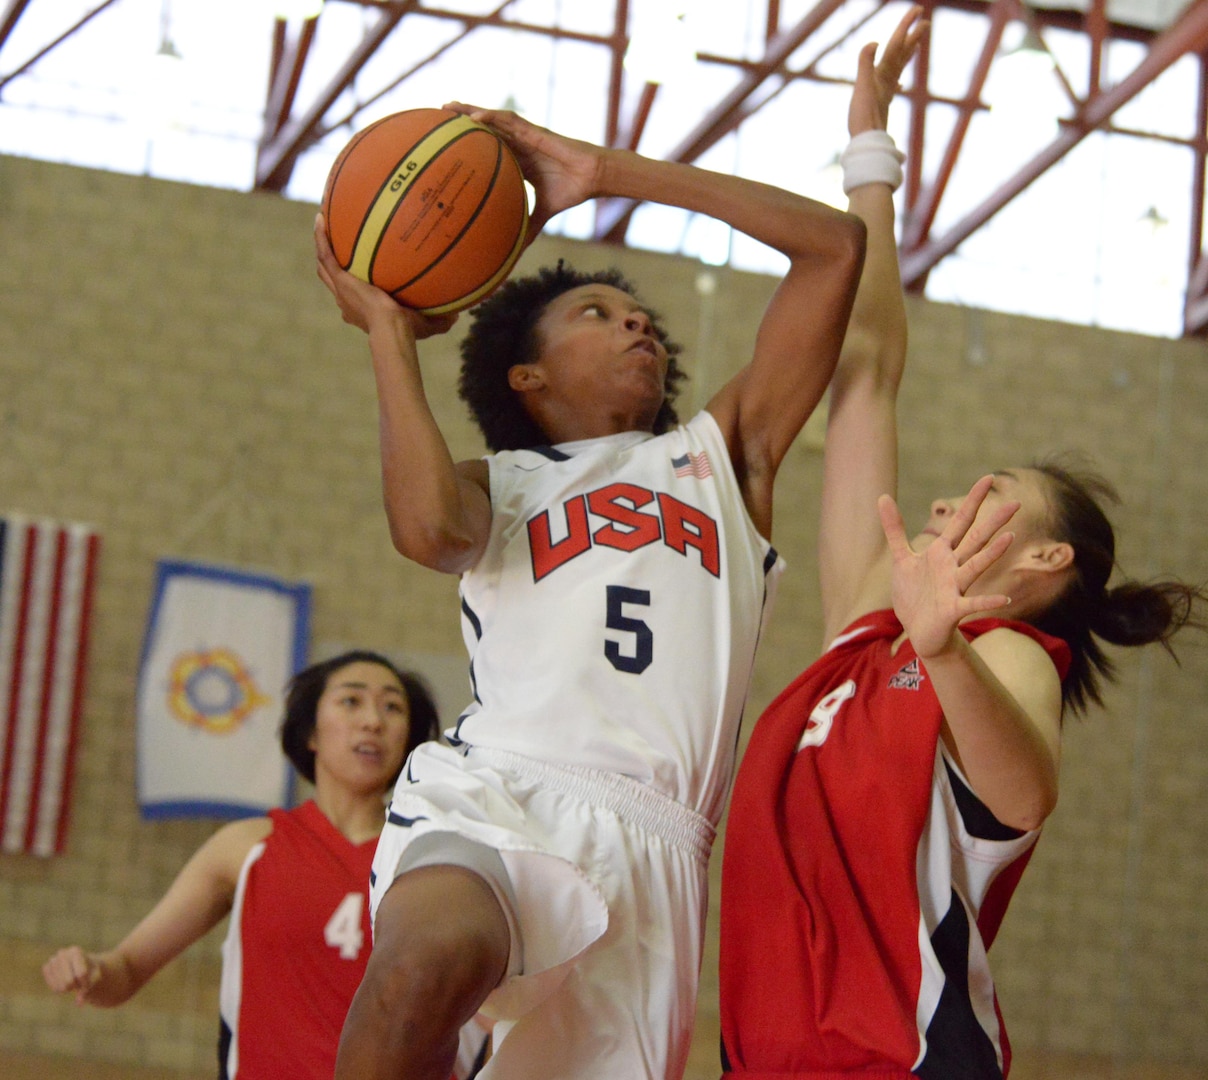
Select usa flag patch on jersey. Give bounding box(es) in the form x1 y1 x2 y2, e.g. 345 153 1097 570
672 452 712 479
888 658 925 690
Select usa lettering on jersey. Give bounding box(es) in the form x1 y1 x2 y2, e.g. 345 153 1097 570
527 481 721 582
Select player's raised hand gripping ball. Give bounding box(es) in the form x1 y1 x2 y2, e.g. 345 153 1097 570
321 108 529 315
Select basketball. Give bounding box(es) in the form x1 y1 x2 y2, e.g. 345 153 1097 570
321 108 530 316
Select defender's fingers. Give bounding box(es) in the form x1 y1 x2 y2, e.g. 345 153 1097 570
957 592 1012 618
940 475 995 545
953 498 1020 565
956 531 1014 587
877 494 913 556
883 5 925 61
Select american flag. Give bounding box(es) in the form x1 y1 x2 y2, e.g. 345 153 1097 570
0 516 101 856
671 451 713 479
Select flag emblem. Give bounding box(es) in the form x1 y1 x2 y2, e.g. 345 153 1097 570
0 516 101 856
671 451 713 479
167 647 272 735
136 560 310 819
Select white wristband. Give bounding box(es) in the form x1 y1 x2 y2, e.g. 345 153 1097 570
840 130 905 194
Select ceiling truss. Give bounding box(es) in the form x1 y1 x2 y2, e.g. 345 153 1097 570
2 0 1207 335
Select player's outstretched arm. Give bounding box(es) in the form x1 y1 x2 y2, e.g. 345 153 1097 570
315 215 492 574
590 148 869 539
42 817 265 1007
694 171 865 540
446 102 866 537
819 5 927 644
572 148 864 539
880 477 1062 831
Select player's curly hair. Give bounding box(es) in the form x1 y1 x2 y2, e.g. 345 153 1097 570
280 649 441 786
458 260 687 451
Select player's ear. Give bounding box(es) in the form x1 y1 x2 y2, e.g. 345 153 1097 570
508 363 544 392
1030 540 1074 574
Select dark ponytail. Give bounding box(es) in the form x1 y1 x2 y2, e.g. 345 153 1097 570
1031 458 1208 714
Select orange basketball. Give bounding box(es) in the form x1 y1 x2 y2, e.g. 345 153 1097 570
321 108 529 315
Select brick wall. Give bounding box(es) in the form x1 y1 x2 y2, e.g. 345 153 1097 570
1 154 1205 1077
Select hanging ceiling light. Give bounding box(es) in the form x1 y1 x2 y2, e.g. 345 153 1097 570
994 25 1055 96
156 0 182 59
984 14 1062 139
1136 205 1169 233
140 0 187 132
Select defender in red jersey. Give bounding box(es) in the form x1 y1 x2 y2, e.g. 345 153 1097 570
719 8 1208 1078
44 651 484 1079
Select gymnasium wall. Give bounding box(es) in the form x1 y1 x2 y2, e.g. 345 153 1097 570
1 153 1206 1079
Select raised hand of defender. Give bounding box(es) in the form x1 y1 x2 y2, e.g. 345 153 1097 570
443 101 603 241
877 475 1018 659
848 5 928 136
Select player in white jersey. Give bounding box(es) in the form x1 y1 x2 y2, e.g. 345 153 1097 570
315 101 866 1080
453 408 775 819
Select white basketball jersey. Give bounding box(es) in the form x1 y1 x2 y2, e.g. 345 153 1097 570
452 410 783 824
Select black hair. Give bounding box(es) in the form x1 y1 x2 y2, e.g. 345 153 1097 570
1029 457 1208 714
458 260 686 451
280 649 441 785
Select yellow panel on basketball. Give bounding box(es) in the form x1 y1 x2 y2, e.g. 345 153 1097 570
321 108 530 316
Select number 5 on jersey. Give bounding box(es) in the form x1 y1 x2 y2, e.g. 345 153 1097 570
605 586 652 674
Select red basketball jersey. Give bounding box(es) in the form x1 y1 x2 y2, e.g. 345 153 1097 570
219 801 376 1080
720 611 1070 1078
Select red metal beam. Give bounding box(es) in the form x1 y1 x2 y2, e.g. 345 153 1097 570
597 3 660 233
901 0 1010 257
593 0 849 243
1086 0 1107 97
900 0 1208 288
663 0 849 166
369 3 613 47
1017 1 1078 110
268 16 286 98
256 0 539 189
0 0 118 95
0 0 34 56
904 0 934 218
324 0 520 138
605 0 629 149
329 0 1157 46
792 2 882 81
915 0 1156 45
255 4 414 190
1183 50 1208 336
766 0 781 44
622 83 659 152
263 15 318 143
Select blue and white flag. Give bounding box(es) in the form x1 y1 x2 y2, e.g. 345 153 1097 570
0 516 101 856
136 560 311 819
